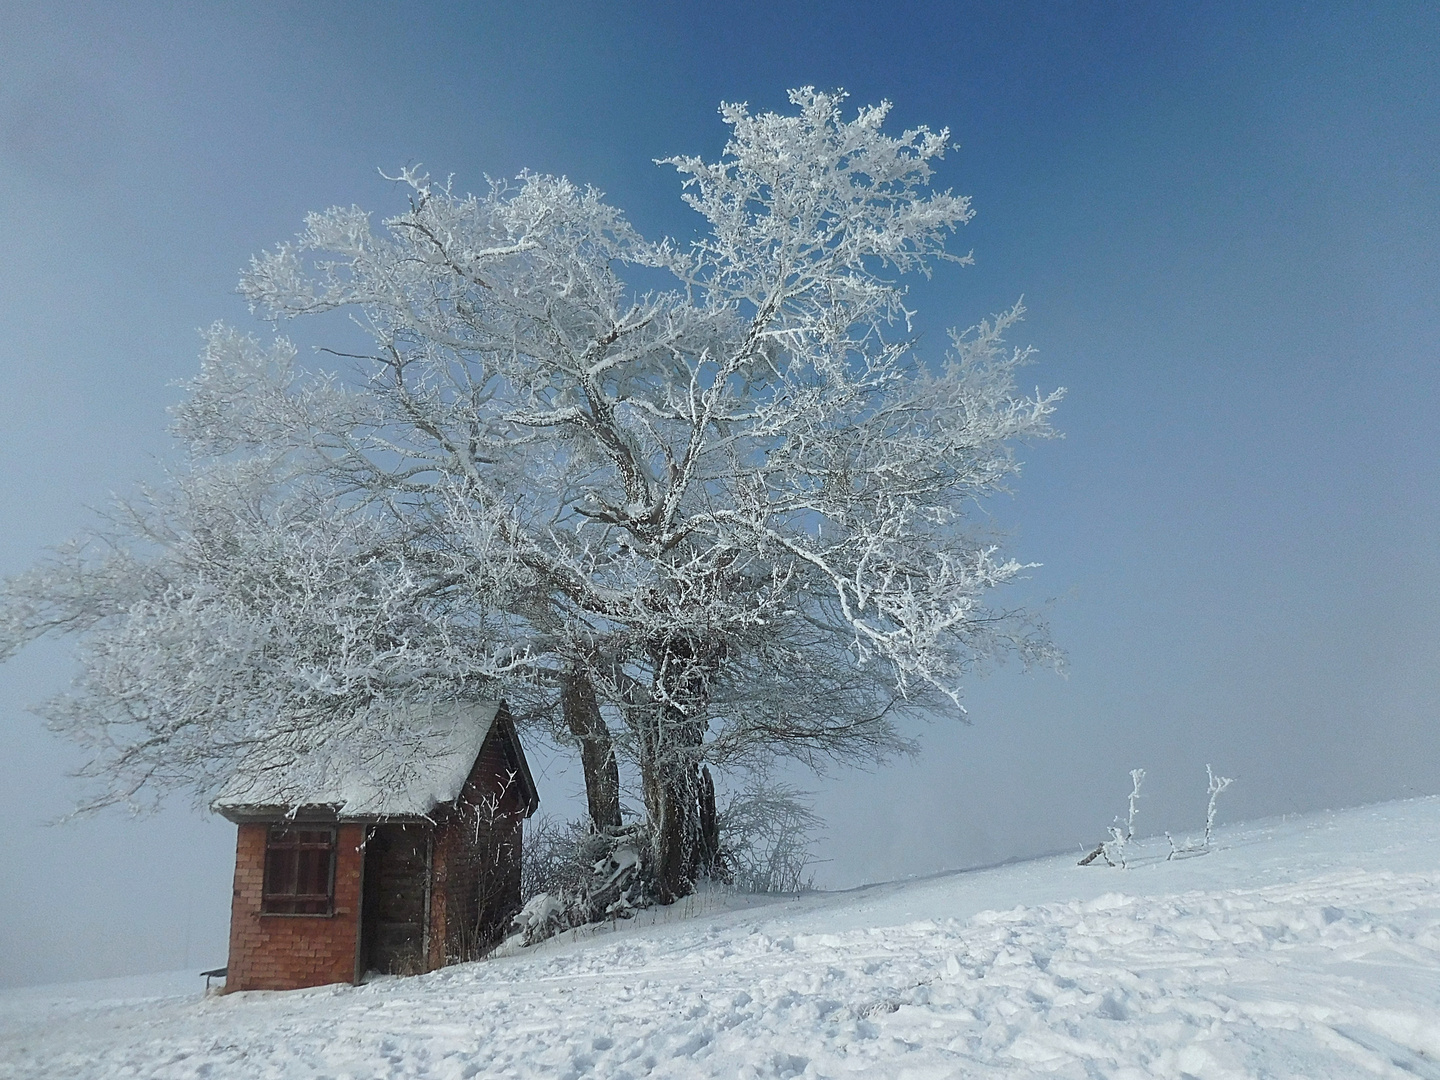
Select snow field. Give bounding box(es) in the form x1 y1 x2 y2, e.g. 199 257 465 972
3 798 1440 1079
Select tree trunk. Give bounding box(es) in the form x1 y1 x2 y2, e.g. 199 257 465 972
640 632 717 904
560 668 622 832
696 765 720 879
638 713 700 905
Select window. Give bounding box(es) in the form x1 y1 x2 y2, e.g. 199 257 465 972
262 826 335 915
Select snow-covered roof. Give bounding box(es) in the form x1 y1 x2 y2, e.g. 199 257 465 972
211 701 504 820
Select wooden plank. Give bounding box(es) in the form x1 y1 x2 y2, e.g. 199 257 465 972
361 824 433 975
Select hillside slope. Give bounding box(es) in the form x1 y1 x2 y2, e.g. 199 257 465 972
4 798 1439 1079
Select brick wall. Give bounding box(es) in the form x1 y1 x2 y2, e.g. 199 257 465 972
225 822 365 992
429 726 528 965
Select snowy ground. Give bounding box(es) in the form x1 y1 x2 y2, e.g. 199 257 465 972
4 798 1440 1079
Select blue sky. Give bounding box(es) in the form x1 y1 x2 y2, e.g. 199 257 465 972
1 1 1437 986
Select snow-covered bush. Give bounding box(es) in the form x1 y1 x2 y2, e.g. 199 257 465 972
514 817 657 944
520 817 598 902
510 892 569 946
513 775 821 946
717 778 823 894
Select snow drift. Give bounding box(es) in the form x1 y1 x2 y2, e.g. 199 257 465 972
3 797 1439 1078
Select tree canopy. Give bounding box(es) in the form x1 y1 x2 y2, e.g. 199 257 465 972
0 89 1062 901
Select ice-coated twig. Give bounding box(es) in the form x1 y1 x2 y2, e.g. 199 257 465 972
1080 768 1144 868
1167 764 1235 860
1203 764 1233 847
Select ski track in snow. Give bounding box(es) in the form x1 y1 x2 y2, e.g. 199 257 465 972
4 800 1440 1079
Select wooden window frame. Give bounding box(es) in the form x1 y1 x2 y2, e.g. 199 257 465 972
261 825 336 916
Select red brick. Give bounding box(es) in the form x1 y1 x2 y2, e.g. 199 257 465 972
224 823 364 992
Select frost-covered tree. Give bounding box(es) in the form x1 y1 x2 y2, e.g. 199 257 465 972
0 409 526 811
0 89 1061 902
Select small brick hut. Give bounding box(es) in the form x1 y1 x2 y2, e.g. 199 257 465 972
211 701 538 992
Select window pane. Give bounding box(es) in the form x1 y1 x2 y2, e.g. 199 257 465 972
265 848 296 896
297 849 324 895
263 826 334 914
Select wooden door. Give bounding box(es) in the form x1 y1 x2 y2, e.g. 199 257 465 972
360 824 432 976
